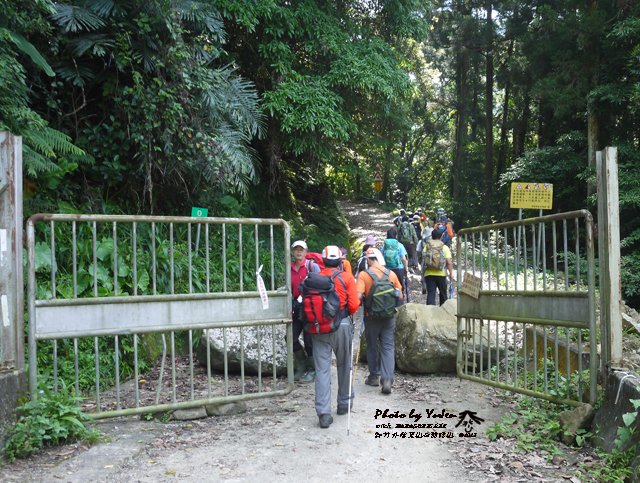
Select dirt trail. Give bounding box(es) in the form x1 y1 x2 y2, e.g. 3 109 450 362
0 201 589 483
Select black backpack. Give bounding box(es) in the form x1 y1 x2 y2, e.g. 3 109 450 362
364 269 398 319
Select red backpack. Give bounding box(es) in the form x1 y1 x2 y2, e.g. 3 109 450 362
305 252 325 270
300 270 347 334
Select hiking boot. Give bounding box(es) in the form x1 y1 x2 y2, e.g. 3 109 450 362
293 350 307 382
300 354 316 383
381 379 392 395
337 403 353 415
365 375 380 387
318 414 333 429
299 370 315 383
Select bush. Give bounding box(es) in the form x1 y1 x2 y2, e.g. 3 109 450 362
3 385 101 461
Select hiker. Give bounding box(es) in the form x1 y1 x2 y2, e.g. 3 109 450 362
356 248 402 395
309 246 359 429
355 234 377 278
393 208 409 228
423 227 454 306
416 208 428 223
412 214 423 247
381 227 408 301
340 247 352 274
434 208 455 248
417 220 435 295
412 214 424 271
290 240 319 383
398 212 419 271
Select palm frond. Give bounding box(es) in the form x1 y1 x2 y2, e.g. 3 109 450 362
198 67 264 139
68 34 115 57
86 0 116 18
5 29 55 76
52 4 106 33
56 64 96 87
175 0 225 41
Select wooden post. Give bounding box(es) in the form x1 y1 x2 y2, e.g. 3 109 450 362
0 132 23 371
596 146 622 368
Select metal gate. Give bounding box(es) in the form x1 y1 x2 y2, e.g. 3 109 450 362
27 214 293 419
456 210 597 406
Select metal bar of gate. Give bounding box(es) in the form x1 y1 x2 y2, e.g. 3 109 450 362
456 210 597 406
27 214 294 419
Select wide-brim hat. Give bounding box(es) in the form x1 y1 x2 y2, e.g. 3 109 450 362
365 247 386 266
364 234 377 246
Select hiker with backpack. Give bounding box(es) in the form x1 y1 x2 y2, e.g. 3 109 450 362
417 220 435 295
393 208 409 228
355 234 377 278
434 208 455 248
356 248 402 395
300 245 360 429
290 240 320 383
423 227 454 306
381 227 409 301
398 213 419 272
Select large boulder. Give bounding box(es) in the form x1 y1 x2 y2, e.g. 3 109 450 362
196 325 288 376
395 301 459 374
395 300 496 374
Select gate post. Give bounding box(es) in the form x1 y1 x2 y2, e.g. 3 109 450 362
596 146 622 369
0 132 26 446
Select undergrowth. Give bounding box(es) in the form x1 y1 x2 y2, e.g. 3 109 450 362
487 395 636 482
2 384 102 462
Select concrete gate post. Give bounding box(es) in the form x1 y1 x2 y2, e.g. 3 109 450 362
0 132 25 447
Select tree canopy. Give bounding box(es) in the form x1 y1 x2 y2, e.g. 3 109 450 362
4 0 640 303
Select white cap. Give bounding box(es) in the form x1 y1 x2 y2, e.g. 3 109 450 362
291 240 308 249
321 245 341 260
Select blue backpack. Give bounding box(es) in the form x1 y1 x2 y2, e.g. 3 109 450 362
383 239 402 269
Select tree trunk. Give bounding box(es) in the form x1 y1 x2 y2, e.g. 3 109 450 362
587 111 599 197
453 51 468 203
513 79 531 160
381 144 393 202
484 2 494 204
496 39 514 183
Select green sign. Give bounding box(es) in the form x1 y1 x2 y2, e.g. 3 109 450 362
191 207 208 217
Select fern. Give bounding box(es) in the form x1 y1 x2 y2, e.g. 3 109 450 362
22 145 60 176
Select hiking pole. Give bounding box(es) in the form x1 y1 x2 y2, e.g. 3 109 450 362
347 311 364 436
404 270 410 303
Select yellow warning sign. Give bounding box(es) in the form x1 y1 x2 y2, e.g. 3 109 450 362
510 182 553 209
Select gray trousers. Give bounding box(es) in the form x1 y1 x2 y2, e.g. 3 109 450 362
312 319 354 416
365 316 396 383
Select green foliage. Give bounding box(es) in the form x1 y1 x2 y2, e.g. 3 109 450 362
579 447 634 483
485 397 565 457
575 397 638 481
3 385 101 461
0 1 85 177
